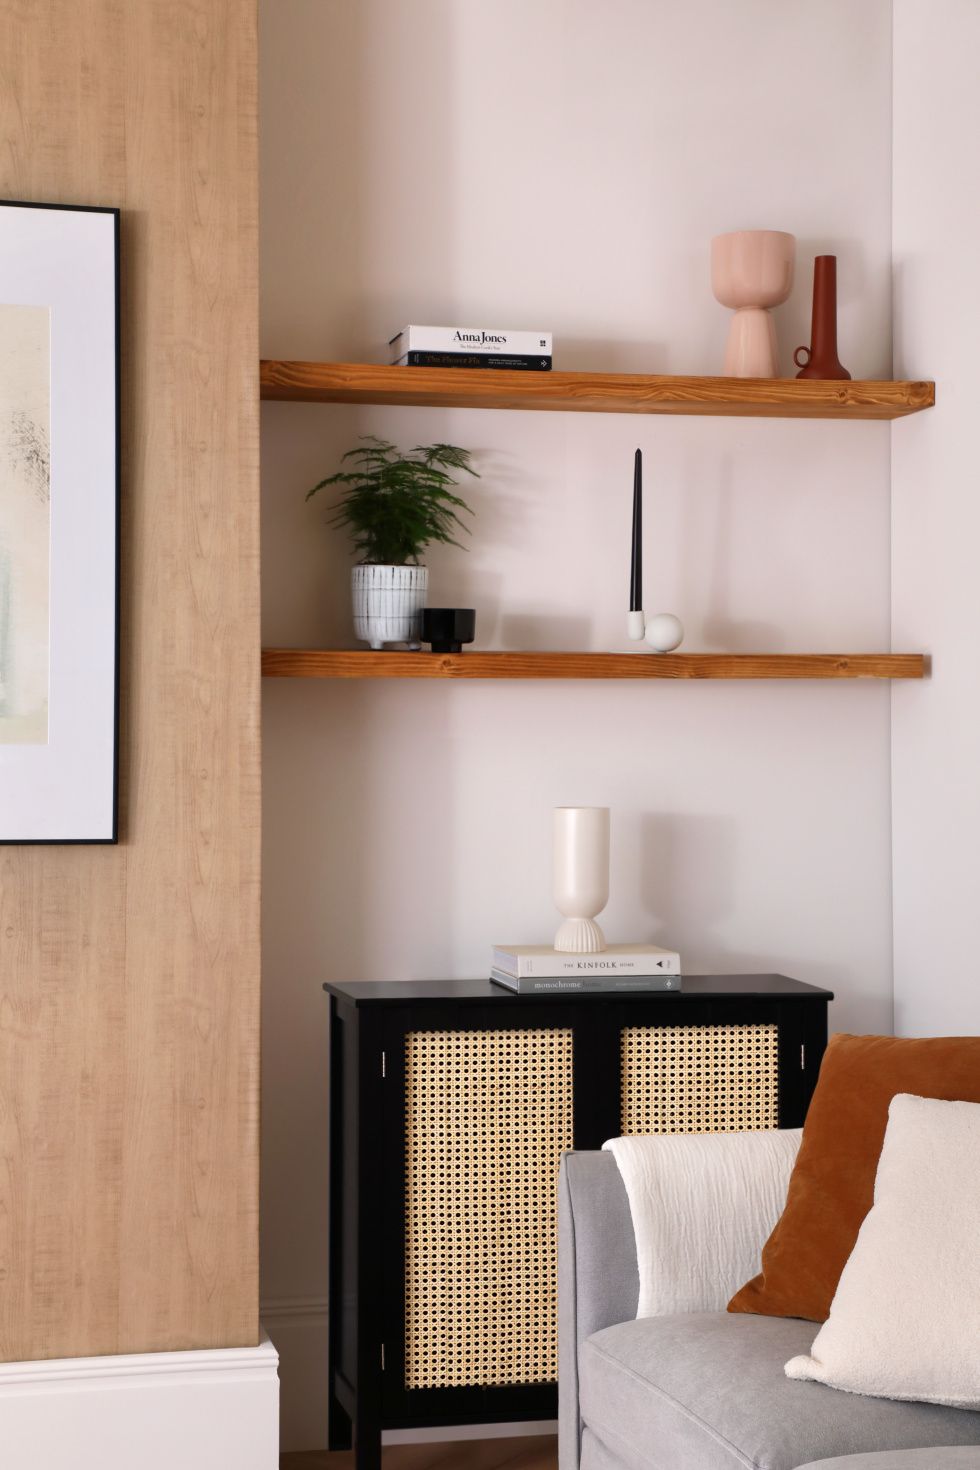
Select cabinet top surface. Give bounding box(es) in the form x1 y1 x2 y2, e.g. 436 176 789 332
323 973 833 1005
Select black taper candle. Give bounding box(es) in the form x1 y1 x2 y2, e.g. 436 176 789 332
630 448 643 612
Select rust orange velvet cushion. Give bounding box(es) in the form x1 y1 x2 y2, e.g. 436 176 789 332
728 1032 980 1323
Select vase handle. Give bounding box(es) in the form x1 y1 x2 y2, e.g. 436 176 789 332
793 345 812 368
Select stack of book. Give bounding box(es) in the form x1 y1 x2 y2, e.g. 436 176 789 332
490 943 682 995
388 324 552 371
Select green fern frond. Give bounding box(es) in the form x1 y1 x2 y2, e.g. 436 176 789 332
307 436 479 564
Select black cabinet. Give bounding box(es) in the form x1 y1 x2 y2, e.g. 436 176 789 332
325 975 832 1468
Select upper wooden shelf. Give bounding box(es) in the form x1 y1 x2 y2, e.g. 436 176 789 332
259 361 935 420
262 650 926 681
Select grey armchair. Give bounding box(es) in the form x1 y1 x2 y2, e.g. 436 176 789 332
557 1149 980 1470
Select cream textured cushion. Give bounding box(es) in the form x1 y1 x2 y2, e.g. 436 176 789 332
785 1093 980 1408
603 1128 801 1317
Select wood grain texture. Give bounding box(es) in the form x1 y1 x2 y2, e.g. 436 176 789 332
280 1438 558 1470
259 360 935 419
261 650 926 680
0 0 260 1361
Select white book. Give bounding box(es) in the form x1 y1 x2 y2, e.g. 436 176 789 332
388 324 553 357
491 943 681 980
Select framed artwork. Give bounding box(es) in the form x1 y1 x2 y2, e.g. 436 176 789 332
0 200 120 842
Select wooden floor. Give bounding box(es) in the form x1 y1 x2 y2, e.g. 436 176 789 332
280 1436 558 1469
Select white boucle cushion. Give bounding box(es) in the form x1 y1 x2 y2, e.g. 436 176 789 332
785 1093 980 1408
603 1128 801 1317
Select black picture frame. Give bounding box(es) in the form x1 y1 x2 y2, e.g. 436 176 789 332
0 199 120 843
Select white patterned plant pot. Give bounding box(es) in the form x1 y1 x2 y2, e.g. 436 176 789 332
352 564 428 650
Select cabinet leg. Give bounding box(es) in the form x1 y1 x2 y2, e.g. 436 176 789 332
354 1416 382 1470
327 1392 352 1451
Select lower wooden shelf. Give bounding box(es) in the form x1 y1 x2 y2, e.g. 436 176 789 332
261 650 926 680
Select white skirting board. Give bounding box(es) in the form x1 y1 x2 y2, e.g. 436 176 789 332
0 1331 279 1470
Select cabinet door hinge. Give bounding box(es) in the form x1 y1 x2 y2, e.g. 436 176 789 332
381 1049 386 1079
800 1044 806 1071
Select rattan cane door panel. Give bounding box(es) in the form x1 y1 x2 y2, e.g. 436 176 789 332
404 1027 574 1390
621 1022 779 1134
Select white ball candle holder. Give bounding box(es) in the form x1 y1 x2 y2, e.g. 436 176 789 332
643 611 684 653
627 448 684 653
553 806 610 953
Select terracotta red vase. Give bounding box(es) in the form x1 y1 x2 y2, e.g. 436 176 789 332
794 255 851 380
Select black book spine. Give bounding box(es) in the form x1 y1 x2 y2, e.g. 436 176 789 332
401 350 552 370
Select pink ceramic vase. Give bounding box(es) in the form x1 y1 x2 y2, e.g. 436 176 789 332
711 230 796 377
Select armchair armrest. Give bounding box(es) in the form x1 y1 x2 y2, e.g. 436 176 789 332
557 1131 801 1469
558 1151 639 1470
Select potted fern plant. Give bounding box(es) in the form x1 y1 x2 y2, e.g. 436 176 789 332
307 436 477 650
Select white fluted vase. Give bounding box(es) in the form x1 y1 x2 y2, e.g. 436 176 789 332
352 564 428 650
553 806 610 953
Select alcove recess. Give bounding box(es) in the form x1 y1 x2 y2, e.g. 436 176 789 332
261 360 933 682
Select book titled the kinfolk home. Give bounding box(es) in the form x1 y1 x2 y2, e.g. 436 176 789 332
491 942 682 980
388 324 553 359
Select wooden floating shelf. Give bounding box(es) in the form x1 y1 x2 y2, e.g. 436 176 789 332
260 360 935 420
262 650 926 681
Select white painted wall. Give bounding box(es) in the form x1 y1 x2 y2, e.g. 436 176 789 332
259 0 895 1448
891 0 980 1038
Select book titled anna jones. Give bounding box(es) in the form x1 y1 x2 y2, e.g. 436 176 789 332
389 324 553 361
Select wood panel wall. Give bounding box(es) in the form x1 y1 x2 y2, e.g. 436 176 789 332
0 0 260 1360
